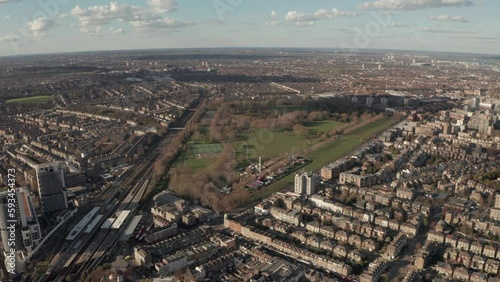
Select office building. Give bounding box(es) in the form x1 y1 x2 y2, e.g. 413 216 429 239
294 172 315 195
36 163 68 214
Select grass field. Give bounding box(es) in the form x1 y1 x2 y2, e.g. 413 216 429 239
232 131 308 162
175 143 222 171
6 95 53 104
175 120 345 172
304 118 394 171
304 120 344 135
231 120 345 164
251 117 398 199
180 157 218 171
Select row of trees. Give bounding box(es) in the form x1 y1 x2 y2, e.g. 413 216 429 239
205 99 386 144
147 101 207 195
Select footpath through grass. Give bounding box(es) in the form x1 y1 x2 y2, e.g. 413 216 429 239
251 117 397 200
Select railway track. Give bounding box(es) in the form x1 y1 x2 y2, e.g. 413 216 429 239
51 153 158 281
46 95 205 282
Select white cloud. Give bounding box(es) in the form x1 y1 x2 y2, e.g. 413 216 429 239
417 27 450 33
146 0 177 13
285 8 357 23
24 17 57 38
130 17 197 30
294 21 315 27
0 34 20 43
110 27 126 35
268 8 357 27
265 20 284 27
80 26 103 36
429 14 468 22
70 3 148 26
358 0 473 10
389 22 410 28
70 1 195 34
80 26 126 36
4 15 11 20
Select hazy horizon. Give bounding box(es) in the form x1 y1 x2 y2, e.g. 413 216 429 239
1 0 499 57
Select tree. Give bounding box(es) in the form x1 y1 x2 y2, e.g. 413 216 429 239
293 124 307 137
422 217 429 227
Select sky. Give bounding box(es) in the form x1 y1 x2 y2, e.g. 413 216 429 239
0 0 499 56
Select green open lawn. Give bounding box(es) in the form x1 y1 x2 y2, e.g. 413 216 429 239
176 120 346 172
305 118 395 172
181 157 218 171
232 130 308 162
304 120 344 135
231 120 345 164
174 144 219 171
6 95 53 104
251 117 398 199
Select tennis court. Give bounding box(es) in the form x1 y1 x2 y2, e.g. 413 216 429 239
190 143 223 154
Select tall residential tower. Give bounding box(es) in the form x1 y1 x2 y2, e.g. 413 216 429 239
294 172 316 195
36 163 68 214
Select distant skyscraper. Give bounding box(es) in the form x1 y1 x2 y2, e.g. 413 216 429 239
36 163 68 214
294 173 315 195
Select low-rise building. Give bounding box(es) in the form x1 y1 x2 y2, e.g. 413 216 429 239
385 233 407 260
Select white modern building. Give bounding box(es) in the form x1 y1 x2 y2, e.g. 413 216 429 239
294 172 316 195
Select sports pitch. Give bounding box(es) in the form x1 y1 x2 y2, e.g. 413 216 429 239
190 143 223 154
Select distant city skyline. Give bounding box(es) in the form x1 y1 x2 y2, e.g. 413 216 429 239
0 0 499 56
